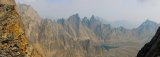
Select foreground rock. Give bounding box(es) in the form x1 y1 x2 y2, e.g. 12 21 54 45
0 0 41 57
137 27 160 57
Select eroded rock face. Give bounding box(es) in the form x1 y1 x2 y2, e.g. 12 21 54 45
0 0 40 57
137 27 160 57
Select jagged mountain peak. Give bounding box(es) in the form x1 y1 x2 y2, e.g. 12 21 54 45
82 16 89 21
137 19 158 29
142 19 157 26
91 15 95 19
67 13 81 37
83 16 88 19
90 15 101 25
82 16 90 27
90 15 99 21
69 13 79 18
68 13 80 22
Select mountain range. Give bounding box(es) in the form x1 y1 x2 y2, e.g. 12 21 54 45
16 4 160 57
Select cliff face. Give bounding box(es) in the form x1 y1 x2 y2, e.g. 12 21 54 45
0 0 41 57
137 27 160 57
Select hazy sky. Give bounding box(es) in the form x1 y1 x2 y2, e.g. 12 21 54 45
16 0 160 28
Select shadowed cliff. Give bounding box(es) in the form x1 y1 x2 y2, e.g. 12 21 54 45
137 27 160 57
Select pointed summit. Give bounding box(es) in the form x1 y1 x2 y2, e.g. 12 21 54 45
89 15 101 26
68 13 80 22
90 15 101 23
135 19 159 35
67 13 81 36
82 16 90 27
90 15 97 21
139 19 158 29
91 15 95 19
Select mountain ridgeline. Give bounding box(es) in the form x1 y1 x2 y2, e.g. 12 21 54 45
17 4 160 57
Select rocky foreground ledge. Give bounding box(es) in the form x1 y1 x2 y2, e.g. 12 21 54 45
137 27 160 57
0 0 41 57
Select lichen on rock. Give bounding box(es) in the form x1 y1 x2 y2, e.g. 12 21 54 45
0 0 39 57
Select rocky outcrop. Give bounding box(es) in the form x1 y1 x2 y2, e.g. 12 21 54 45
137 27 160 57
0 1 29 57
0 0 41 57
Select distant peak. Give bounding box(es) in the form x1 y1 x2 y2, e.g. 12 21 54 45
143 19 157 25
138 19 158 29
68 13 80 23
145 19 153 22
69 13 80 19
91 15 95 20
83 16 88 19
73 13 79 17
90 15 102 23
91 14 95 17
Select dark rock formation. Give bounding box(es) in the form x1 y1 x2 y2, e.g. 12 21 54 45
137 27 160 57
